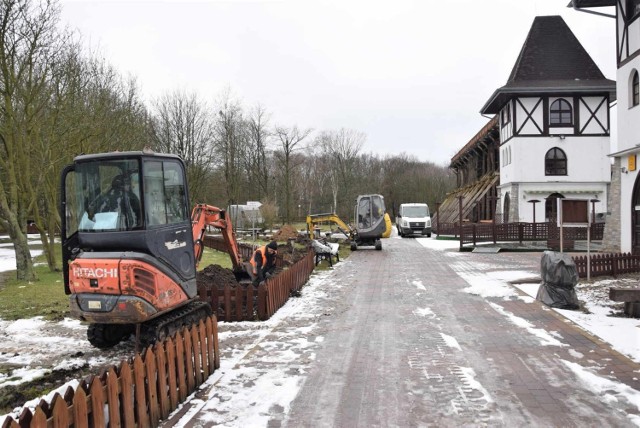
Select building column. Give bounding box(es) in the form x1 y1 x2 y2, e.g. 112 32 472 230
601 158 621 252
511 183 520 222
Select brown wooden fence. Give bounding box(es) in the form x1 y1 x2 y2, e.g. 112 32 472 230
573 252 640 278
2 316 220 428
197 250 316 321
447 222 604 247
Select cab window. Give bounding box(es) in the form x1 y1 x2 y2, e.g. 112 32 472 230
143 160 189 226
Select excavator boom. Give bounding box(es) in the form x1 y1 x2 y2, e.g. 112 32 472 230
192 204 244 272
306 213 355 240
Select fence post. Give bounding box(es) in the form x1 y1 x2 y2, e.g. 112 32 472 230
457 196 464 240
473 224 477 246
492 221 497 244
518 223 524 244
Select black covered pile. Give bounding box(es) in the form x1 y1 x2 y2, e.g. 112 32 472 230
536 251 580 310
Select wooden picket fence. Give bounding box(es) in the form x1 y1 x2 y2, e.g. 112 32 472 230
198 250 316 321
1 316 220 428
573 252 640 278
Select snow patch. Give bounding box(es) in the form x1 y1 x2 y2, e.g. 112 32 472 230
489 302 566 347
512 282 640 363
458 366 493 403
440 333 462 351
413 307 436 318
411 280 426 291
458 271 517 299
562 359 640 425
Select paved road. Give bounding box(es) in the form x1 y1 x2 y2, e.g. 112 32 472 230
167 235 639 427
284 237 639 427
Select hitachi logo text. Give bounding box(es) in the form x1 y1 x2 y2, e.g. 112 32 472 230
73 267 118 279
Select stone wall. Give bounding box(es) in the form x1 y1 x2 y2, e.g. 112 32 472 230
601 159 621 252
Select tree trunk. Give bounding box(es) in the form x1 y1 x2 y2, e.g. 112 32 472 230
6 220 36 281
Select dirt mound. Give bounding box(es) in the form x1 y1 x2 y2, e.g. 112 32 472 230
274 241 309 265
197 264 242 290
272 224 299 241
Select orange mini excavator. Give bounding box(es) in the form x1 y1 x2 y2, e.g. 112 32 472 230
60 151 246 348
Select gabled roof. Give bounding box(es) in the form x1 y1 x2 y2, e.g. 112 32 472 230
481 16 615 114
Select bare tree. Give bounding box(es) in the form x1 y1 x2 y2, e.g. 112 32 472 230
273 125 312 223
150 89 214 205
245 104 272 201
0 0 67 280
213 92 248 207
317 128 365 218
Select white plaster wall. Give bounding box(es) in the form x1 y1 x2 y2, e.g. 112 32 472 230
506 136 610 183
617 61 640 151
629 19 640 54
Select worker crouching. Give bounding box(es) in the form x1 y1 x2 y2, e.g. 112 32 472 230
250 241 278 285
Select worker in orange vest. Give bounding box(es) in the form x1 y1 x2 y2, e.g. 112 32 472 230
250 240 278 285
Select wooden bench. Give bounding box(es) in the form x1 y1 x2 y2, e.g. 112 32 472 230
312 241 340 267
609 287 640 318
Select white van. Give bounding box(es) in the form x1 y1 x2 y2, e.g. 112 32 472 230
396 203 432 237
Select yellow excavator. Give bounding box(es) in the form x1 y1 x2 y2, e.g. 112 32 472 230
307 194 391 250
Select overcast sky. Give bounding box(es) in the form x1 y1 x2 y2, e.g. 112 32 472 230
59 0 616 166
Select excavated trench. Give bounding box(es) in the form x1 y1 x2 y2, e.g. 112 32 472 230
197 227 312 291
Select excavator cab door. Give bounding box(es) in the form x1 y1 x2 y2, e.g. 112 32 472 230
61 164 79 295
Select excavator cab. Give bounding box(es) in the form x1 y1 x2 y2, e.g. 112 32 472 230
351 194 388 251
61 151 209 348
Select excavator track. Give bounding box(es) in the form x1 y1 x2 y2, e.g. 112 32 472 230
140 300 213 348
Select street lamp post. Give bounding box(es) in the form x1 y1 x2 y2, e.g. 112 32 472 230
529 199 541 239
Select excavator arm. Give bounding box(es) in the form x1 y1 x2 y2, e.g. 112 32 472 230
306 213 356 240
192 204 244 272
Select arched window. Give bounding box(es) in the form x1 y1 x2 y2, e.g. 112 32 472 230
545 148 567 176
632 70 639 107
549 99 573 126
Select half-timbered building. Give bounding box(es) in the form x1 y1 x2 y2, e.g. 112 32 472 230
570 1 640 253
480 16 614 224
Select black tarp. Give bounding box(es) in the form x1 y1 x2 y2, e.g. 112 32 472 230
536 251 580 310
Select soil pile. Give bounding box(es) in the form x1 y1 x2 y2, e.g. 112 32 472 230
271 224 299 241
275 241 309 266
197 264 242 290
